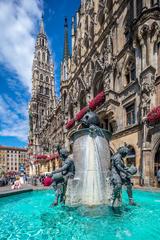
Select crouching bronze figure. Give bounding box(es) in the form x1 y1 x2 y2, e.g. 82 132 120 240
50 148 75 206
111 145 137 207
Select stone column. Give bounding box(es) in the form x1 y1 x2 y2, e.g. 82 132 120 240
133 41 141 78
140 39 146 71
146 32 151 66
142 148 152 186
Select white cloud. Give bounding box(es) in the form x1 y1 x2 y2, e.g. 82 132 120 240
0 94 29 142
0 0 42 92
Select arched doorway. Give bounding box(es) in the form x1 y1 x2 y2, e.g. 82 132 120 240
154 144 160 176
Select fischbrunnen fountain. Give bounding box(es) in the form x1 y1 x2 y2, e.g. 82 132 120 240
51 111 137 208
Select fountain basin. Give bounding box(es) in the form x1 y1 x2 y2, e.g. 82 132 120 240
0 190 160 240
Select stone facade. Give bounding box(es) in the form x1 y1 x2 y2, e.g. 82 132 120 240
0 146 28 175
29 1 160 185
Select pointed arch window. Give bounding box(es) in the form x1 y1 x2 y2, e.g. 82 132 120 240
38 51 41 60
42 39 44 46
80 90 87 109
63 91 67 107
40 74 43 81
125 61 136 86
46 76 49 82
46 88 49 95
69 104 74 119
40 86 43 94
85 16 89 32
93 75 104 97
42 52 45 62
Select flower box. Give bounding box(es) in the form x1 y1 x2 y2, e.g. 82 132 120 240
89 91 105 110
146 106 160 126
65 119 75 129
75 106 88 121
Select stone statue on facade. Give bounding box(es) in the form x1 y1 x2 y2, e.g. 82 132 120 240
110 145 137 207
50 147 75 206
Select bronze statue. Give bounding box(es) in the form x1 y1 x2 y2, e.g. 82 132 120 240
50 148 75 206
110 145 137 207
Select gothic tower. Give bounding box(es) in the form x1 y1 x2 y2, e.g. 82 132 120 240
29 16 56 160
60 17 70 149
61 17 70 82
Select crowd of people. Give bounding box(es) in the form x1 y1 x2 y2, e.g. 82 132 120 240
0 174 28 189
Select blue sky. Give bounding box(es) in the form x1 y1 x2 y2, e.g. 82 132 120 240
0 0 80 148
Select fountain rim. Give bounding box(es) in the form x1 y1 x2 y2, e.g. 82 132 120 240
70 128 112 142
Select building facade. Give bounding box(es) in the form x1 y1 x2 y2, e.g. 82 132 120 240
0 146 28 175
29 0 160 186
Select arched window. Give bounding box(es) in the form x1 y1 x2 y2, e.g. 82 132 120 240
69 104 74 119
126 145 136 167
79 90 87 109
40 86 43 94
64 65 67 80
46 76 49 82
46 88 49 95
131 63 136 81
124 61 136 86
40 74 43 81
93 77 104 97
42 39 44 46
38 51 41 60
85 16 88 32
63 91 67 107
42 52 45 62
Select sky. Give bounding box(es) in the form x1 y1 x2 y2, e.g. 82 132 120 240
0 0 80 148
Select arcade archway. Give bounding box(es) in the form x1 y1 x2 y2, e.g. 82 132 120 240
154 144 160 176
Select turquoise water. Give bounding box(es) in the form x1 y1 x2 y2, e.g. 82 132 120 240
0 190 160 240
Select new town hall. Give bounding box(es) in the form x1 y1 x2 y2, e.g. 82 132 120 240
28 0 160 186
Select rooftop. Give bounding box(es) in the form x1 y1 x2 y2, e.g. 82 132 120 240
0 145 27 151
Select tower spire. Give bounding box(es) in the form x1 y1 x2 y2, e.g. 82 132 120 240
40 14 44 34
63 17 70 61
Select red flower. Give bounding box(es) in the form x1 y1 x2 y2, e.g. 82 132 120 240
65 119 75 129
146 106 160 126
89 91 105 110
36 155 47 160
75 106 88 121
34 160 39 164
